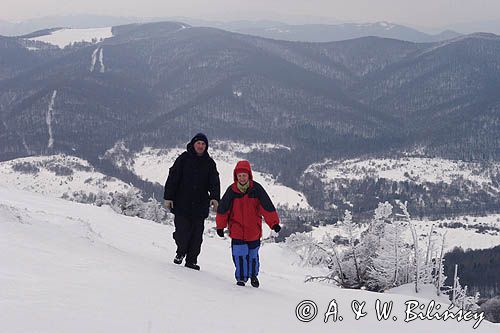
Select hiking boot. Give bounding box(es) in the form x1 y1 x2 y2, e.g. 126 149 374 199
173 253 185 265
250 276 260 288
185 262 200 270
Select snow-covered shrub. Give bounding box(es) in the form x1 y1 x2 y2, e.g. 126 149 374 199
62 188 170 225
95 191 112 207
450 264 480 311
45 162 74 176
111 188 144 217
62 190 96 204
286 200 467 298
142 196 167 224
11 162 40 174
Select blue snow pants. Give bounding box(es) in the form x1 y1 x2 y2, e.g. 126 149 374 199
231 239 261 282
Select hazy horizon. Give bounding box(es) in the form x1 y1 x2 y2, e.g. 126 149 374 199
1 0 500 30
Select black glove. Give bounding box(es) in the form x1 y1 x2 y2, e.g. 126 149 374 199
272 224 281 233
216 229 225 238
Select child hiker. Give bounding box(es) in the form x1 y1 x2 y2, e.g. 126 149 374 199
216 160 281 287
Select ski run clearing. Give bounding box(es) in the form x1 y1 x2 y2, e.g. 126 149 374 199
90 47 105 73
1 186 498 333
46 90 57 149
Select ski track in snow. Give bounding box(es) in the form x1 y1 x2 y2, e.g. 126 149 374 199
90 48 99 72
90 47 105 73
98 48 105 73
46 90 57 149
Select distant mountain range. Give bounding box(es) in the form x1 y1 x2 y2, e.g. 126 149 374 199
225 21 462 43
0 22 499 187
445 19 500 35
0 15 462 43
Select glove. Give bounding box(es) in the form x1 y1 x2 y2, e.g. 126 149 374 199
164 200 174 210
210 199 219 212
272 224 281 233
216 229 225 238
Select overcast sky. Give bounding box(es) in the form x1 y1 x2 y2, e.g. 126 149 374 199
1 0 500 28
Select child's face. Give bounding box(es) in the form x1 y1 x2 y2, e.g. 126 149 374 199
237 173 249 185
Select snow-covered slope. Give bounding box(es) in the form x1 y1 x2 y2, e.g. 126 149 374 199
305 157 499 185
309 214 500 253
302 156 500 252
0 155 132 198
27 27 113 48
1 187 497 332
129 144 311 210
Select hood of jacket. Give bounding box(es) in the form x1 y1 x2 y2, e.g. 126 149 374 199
233 160 253 182
186 132 209 157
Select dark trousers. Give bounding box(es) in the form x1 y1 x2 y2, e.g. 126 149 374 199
173 215 205 264
231 239 261 282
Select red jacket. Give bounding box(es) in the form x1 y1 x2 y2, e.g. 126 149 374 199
216 160 280 241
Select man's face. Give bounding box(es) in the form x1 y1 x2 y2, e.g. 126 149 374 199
237 172 249 185
194 140 206 155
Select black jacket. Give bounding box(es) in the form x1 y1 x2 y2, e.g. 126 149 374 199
163 143 220 219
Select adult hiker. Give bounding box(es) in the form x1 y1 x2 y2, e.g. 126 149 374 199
164 133 220 270
216 160 281 287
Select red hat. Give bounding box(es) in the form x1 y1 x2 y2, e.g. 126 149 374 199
233 160 253 182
